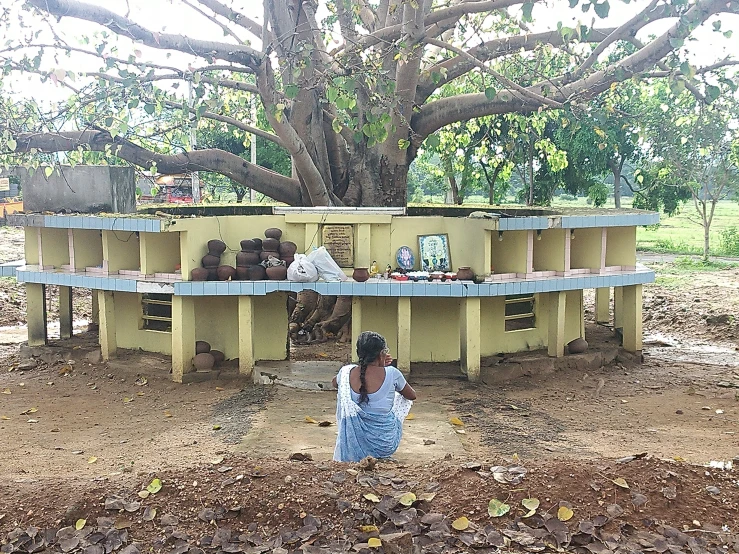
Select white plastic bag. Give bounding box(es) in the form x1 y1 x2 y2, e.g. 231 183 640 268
287 254 319 282
306 246 348 282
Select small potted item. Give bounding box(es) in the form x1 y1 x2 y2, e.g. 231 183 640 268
278 241 297 257
457 267 475 281
262 237 280 252
207 239 227 256
191 268 209 281
352 267 370 282
217 265 236 281
264 228 283 240
430 271 444 281
444 272 457 281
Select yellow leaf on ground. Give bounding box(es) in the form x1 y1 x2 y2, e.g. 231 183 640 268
363 493 381 503
405 413 416 420
452 517 469 531
137 490 150 499
164 411 173 418
123 397 133 403
450 417 464 426
215 387 224 391
87 456 97 464
305 416 318 424
75 519 86 530
212 425 221 430
398 492 416 507
21 407 37 415
360 525 379 533
147 478 162 494
367 538 382 548
1 416 9 420
455 429 466 434
1 389 10 394
557 506 574 521
613 477 629 489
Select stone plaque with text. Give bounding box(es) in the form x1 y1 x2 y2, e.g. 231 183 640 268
321 225 354 267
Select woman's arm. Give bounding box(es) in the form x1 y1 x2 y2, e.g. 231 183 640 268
399 383 417 401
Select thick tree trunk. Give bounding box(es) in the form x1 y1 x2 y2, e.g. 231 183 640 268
379 156 410 207
612 164 622 209
703 223 710 262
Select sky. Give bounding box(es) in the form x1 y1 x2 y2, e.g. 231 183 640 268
3 0 738 105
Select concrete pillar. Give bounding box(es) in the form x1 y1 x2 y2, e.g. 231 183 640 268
595 287 610 324
26 283 47 346
548 291 566 358
351 296 363 363
460 297 481 380
621 285 643 353
238 296 255 379
171 296 196 382
396 297 411 375
614 286 623 330
483 230 493 277
98 290 117 360
59 285 73 339
90 291 99 326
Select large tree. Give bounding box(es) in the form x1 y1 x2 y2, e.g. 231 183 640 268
1 0 738 207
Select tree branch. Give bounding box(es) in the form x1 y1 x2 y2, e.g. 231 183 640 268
10 129 301 204
183 0 245 44
26 0 262 69
192 0 264 39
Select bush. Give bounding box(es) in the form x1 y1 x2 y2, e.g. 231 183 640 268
558 193 577 202
718 226 739 256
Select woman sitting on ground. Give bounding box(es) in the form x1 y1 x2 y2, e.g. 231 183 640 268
332 331 417 462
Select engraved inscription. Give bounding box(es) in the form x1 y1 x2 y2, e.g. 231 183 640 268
321 225 354 267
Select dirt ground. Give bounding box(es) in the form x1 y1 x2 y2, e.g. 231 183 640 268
1 225 739 551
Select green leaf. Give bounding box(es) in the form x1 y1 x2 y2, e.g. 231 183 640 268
521 2 534 21
669 38 684 48
705 84 721 102
484 86 497 100
679 61 695 79
331 118 342 134
327 86 338 103
146 478 162 494
568 0 579 7
7 138 17 151
285 84 299 99
724 30 733 39
144 103 155 115
593 1 609 18
44 166 53 178
425 134 440 149
488 498 511 517
398 139 410 150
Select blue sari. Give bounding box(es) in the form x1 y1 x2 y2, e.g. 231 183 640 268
333 365 413 462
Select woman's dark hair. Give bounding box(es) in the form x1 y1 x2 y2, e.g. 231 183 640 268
356 331 387 405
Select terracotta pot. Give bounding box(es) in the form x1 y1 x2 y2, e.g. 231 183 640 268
206 268 219 281
265 227 283 240
278 241 297 257
266 265 288 280
251 238 263 250
191 267 209 281
217 265 236 281
247 265 267 280
202 254 221 268
210 350 225 364
260 251 279 262
568 337 589 354
195 340 211 354
207 239 227 255
237 251 260 266
281 255 295 268
353 268 370 282
456 266 475 281
193 352 215 372
240 239 257 251
262 238 280 252
235 267 249 280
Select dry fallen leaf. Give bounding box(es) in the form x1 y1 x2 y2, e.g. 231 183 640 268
360 525 379 533
452 517 470 531
613 477 629 489
398 492 416 507
215 387 224 391
363 493 380 503
123 397 133 403
87 456 97 464
210 456 224 465
75 519 86 530
488 498 511 517
164 411 172 418
450 417 464 426
367 538 382 548
1 389 10 395
137 491 150 499
405 413 416 420
20 407 38 415
557 506 574 521
0 416 10 420
305 416 318 424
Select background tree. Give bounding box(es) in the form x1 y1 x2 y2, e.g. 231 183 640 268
0 0 737 207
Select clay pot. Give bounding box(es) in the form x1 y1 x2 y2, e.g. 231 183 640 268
265 227 283 240
568 337 589 354
235 267 249 280
193 352 215 372
279 241 297 257
456 266 475 281
210 350 225 365
262 238 280 252
266 265 288 280
206 268 219 281
195 340 211 354
281 255 295 268
240 239 257 251
353 268 370 282
217 265 236 281
202 254 221 268
247 265 267 281
260 251 279 262
207 239 227 255
237 251 260 266
191 267 209 281
251 238 263 250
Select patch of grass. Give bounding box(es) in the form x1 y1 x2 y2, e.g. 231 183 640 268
670 256 738 271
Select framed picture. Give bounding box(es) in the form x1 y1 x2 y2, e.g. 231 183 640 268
418 234 451 272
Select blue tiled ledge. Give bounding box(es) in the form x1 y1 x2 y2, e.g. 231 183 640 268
497 212 660 231
15 268 655 297
0 260 23 277
8 214 164 232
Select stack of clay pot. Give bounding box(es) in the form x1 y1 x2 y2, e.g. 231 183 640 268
235 227 298 280
236 238 266 280
193 340 226 372
192 239 232 281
